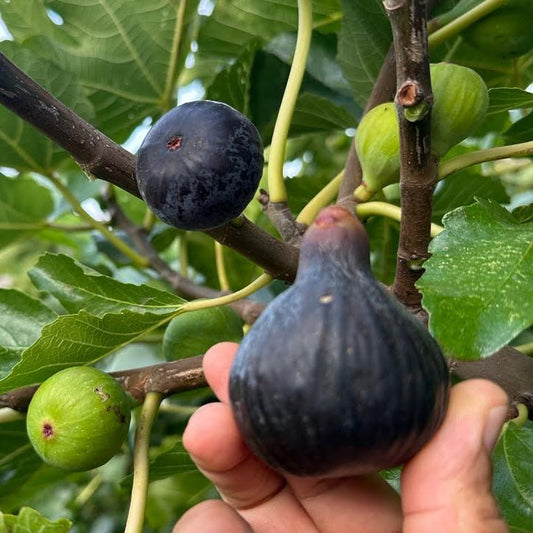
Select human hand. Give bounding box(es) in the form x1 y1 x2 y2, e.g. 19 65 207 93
173 342 509 533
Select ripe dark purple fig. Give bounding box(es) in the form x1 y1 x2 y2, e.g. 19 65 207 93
229 206 450 477
136 100 264 230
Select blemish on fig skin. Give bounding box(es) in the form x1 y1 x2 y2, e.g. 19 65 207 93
166 135 183 151
319 294 334 304
94 386 110 402
42 422 54 439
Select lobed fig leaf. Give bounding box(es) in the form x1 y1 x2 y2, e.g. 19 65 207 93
136 100 264 231
26 366 132 472
229 205 450 477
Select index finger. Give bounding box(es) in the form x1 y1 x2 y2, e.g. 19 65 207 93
203 342 239 403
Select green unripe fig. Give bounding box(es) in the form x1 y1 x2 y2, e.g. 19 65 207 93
462 8 533 60
354 102 400 202
163 306 243 361
354 63 488 201
430 63 488 157
26 366 132 471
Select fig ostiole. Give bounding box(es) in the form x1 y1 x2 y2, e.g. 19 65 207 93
26 366 132 472
229 205 450 478
136 100 264 231
354 62 488 201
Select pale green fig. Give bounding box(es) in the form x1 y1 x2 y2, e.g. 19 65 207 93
462 8 533 60
354 63 488 201
26 366 132 471
430 62 488 157
354 102 400 202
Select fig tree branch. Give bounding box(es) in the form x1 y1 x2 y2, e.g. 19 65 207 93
104 187 266 324
0 355 207 412
2 348 531 419
337 0 440 207
438 140 533 179
427 0 505 49
0 52 299 282
385 0 437 312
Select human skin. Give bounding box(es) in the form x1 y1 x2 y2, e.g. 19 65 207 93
174 342 510 533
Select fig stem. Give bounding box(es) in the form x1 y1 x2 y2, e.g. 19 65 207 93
515 342 533 356
296 170 344 225
125 391 163 533
428 0 506 49
179 234 189 278
356 202 443 238
510 403 529 427
215 242 231 291
46 173 150 268
267 0 312 203
0 222 92 231
161 0 188 111
438 140 533 180
179 272 272 314
0 407 25 423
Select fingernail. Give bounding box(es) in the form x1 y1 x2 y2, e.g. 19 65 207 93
483 405 508 452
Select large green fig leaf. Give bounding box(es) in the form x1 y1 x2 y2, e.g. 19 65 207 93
147 439 198 481
0 420 66 514
0 254 189 389
417 199 533 359
0 0 200 154
0 309 181 392
505 112 533 145
487 88 533 115
492 422 533 532
0 174 55 249
432 169 509 223
205 41 259 115
196 0 340 59
0 506 71 532
337 0 392 107
0 290 57 376
28 253 184 316
0 42 95 173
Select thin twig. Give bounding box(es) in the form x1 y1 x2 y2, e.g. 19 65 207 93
104 187 266 324
257 189 306 244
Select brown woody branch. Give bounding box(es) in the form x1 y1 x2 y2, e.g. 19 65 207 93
0 52 298 283
257 189 306 245
0 355 207 413
2 349 531 419
385 0 437 312
104 187 265 324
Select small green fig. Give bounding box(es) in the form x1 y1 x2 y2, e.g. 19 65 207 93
354 63 488 201
163 306 243 361
26 366 132 471
462 8 533 60
430 62 488 157
354 102 400 202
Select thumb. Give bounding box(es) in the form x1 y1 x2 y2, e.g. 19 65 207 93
401 379 509 533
